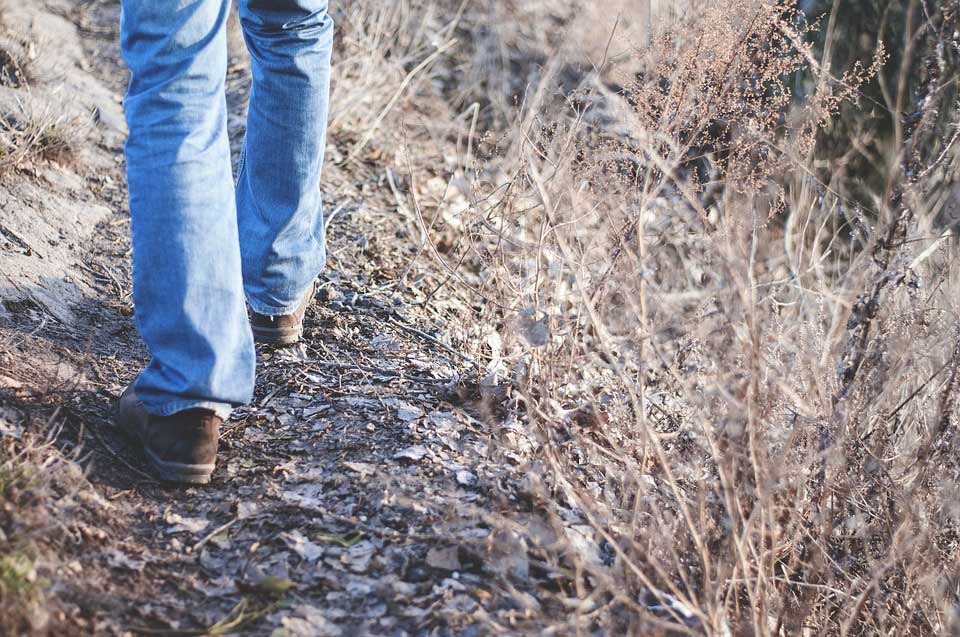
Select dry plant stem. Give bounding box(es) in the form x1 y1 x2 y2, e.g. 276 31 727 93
386 316 477 367
540 443 704 633
525 158 716 619
189 516 240 554
385 168 426 248
348 38 457 159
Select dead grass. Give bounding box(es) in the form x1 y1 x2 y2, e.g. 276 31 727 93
0 94 89 172
0 411 71 636
0 3 30 89
0 9 88 176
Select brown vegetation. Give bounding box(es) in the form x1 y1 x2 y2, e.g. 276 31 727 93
1 0 959 634
334 0 960 632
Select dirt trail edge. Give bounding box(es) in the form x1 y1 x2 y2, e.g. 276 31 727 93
0 2 551 636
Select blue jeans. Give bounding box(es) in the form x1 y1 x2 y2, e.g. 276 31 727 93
120 0 332 418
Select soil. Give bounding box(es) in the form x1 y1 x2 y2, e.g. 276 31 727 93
0 2 560 635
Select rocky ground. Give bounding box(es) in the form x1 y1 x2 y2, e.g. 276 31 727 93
0 2 576 635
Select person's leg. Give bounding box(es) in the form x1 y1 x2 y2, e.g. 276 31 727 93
121 0 255 419
236 0 333 315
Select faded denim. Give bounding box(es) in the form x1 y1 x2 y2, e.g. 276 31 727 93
120 0 332 417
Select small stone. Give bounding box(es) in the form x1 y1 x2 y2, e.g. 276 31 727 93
316 285 339 302
394 445 429 462
455 470 477 487
426 546 461 571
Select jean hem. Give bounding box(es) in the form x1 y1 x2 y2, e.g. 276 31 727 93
245 295 304 316
141 398 233 421
245 278 318 316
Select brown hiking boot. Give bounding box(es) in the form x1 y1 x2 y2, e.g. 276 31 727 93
114 386 221 484
250 280 317 346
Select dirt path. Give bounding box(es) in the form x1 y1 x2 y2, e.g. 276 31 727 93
0 2 551 635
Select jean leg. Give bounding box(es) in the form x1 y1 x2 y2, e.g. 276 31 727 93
121 0 255 417
236 0 333 314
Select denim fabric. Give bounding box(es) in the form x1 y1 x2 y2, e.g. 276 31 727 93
120 0 332 418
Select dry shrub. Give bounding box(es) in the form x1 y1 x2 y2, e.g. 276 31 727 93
0 41 29 89
330 0 960 633
0 4 82 175
0 3 30 89
0 8 88 176
327 0 467 161
0 91 89 175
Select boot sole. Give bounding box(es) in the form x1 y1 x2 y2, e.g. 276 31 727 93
250 280 316 346
145 448 214 485
252 325 304 346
